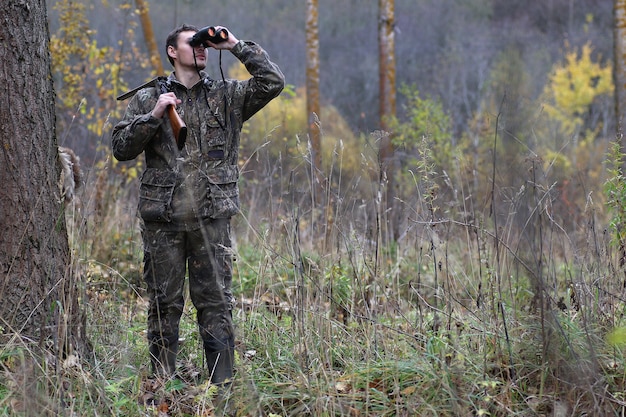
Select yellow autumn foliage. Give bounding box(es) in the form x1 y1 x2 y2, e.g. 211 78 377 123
228 63 370 180
50 0 150 140
542 42 613 137
537 42 613 185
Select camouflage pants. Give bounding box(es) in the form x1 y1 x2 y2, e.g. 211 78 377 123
142 218 235 364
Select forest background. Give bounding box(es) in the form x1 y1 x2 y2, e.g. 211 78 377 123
3 0 626 415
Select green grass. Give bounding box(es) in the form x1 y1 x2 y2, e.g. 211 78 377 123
3 138 626 416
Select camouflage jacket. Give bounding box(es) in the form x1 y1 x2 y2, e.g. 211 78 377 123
112 41 284 229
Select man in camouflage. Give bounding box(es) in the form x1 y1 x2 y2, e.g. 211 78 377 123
111 24 284 386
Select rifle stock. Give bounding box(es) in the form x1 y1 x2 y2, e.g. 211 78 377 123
116 77 187 150
167 105 187 150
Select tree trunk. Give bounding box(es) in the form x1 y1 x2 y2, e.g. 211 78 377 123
306 0 332 248
379 0 397 130
615 0 626 283
616 0 626 149
136 0 164 74
306 0 322 195
378 0 399 241
0 0 84 357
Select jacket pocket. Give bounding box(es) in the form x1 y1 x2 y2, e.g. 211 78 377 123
207 165 240 219
138 168 177 222
205 117 227 148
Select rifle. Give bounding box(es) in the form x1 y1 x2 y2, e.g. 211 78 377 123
117 77 187 150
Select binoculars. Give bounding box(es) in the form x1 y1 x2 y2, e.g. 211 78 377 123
189 26 229 47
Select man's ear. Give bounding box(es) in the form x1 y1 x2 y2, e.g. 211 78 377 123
167 45 177 61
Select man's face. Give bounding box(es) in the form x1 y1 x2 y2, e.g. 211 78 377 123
171 30 207 70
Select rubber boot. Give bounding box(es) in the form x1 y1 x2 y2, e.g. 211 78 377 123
204 337 234 386
149 335 179 377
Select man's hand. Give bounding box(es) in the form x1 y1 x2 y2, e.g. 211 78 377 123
152 92 181 119
206 26 239 50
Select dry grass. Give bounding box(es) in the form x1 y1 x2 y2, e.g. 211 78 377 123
2 130 626 417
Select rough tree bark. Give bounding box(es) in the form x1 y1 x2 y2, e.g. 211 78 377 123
0 0 85 357
614 0 626 282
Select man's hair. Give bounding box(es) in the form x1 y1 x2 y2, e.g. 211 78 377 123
165 24 199 67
